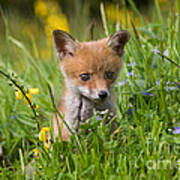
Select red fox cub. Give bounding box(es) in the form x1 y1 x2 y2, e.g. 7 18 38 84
53 30 130 141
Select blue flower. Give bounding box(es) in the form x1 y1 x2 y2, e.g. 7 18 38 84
129 108 136 115
163 49 169 56
173 127 180 134
131 61 135 66
118 79 128 86
118 81 126 86
152 48 160 54
142 90 148 96
96 115 102 121
127 61 135 67
128 71 134 76
156 80 160 86
142 90 153 96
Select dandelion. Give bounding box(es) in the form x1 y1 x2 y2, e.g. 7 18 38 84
39 127 50 142
173 127 180 134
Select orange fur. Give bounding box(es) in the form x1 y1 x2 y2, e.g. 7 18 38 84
52 30 130 141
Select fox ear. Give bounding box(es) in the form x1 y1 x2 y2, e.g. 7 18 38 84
53 30 80 60
107 30 130 56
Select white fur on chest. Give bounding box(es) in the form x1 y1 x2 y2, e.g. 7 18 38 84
64 90 114 130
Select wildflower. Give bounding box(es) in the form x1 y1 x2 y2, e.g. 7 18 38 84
129 108 136 115
29 88 39 95
33 148 39 157
153 48 169 56
128 71 134 76
142 90 148 96
15 89 22 100
24 92 32 104
10 115 14 120
96 115 102 121
156 80 160 86
118 80 128 86
22 88 39 105
34 0 48 18
142 90 153 96
39 127 50 142
164 49 169 56
152 48 160 54
105 3 146 27
127 61 135 67
173 127 180 134
34 104 39 110
132 62 135 66
44 143 49 151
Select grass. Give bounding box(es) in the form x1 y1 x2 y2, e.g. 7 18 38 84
0 1 180 179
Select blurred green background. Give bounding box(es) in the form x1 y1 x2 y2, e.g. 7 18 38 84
0 0 176 64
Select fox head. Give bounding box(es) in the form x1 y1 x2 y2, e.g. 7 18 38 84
53 30 130 102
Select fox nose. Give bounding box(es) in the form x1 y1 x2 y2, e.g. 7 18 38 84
98 90 108 99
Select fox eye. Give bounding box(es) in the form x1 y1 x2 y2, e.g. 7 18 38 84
105 72 114 80
80 73 91 81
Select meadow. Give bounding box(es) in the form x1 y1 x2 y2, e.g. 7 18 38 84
0 0 180 179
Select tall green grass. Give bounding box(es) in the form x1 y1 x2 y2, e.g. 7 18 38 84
0 1 180 179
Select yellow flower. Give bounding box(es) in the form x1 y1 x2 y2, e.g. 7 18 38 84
44 143 49 151
35 104 39 110
15 89 22 100
39 127 50 142
33 148 39 157
29 88 39 95
24 92 32 104
23 88 39 105
34 0 48 18
45 13 69 38
105 3 147 28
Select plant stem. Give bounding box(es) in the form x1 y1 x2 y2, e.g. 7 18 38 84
0 69 40 131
